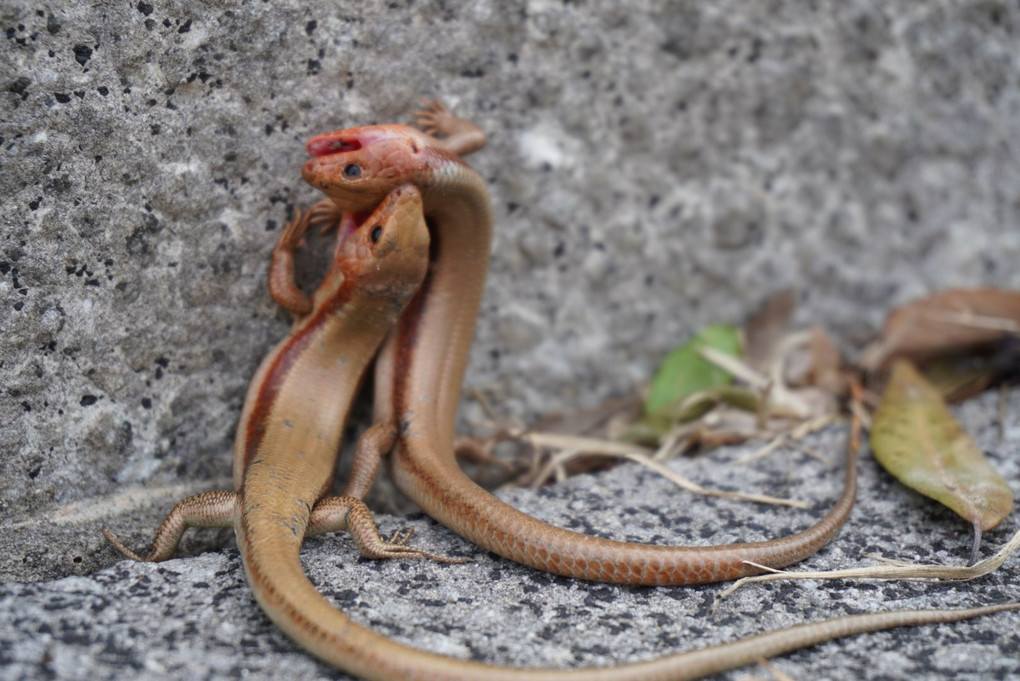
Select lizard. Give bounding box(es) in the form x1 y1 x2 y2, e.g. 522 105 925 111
103 181 471 636
301 99 856 586
102 101 1019 680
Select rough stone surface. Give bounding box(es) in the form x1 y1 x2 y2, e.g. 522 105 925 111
2 388 1019 680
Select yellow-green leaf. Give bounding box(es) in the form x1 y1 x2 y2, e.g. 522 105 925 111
644 325 743 419
871 360 1013 532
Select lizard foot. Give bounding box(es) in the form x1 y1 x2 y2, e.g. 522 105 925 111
413 97 458 138
307 198 343 235
411 97 487 157
455 432 518 474
386 527 415 546
310 496 472 564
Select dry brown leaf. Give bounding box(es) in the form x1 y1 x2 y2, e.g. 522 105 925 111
861 287 1020 371
744 289 797 367
807 326 846 394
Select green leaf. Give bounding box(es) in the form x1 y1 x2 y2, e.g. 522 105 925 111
644 325 743 419
870 360 1014 532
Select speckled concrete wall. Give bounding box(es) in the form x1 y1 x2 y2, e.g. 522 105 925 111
3 1 1019 522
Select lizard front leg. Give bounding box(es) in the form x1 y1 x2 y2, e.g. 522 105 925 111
414 97 487 157
268 207 317 317
267 201 344 315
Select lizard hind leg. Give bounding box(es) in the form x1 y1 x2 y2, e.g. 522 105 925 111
102 489 237 563
340 421 397 501
307 496 471 564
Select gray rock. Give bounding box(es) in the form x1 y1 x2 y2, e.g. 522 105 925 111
2 388 1019 680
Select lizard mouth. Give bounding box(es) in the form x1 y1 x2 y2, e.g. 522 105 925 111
338 211 372 240
306 135 363 158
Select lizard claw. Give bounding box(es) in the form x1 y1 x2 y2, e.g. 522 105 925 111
386 527 415 546
307 199 343 235
413 97 455 138
409 96 486 156
371 540 474 565
277 208 313 253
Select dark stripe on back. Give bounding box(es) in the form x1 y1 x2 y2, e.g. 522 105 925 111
241 277 357 472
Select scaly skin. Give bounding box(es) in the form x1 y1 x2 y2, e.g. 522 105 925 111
301 100 857 586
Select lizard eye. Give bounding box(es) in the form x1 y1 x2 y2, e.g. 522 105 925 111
343 163 362 178
370 225 383 243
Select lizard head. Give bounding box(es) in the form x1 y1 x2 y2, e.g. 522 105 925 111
337 183 430 301
302 125 450 212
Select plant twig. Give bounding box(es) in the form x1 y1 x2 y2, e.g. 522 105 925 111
522 432 809 508
712 527 1020 610
735 435 787 465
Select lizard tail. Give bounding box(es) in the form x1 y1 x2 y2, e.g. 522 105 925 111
235 518 1018 681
